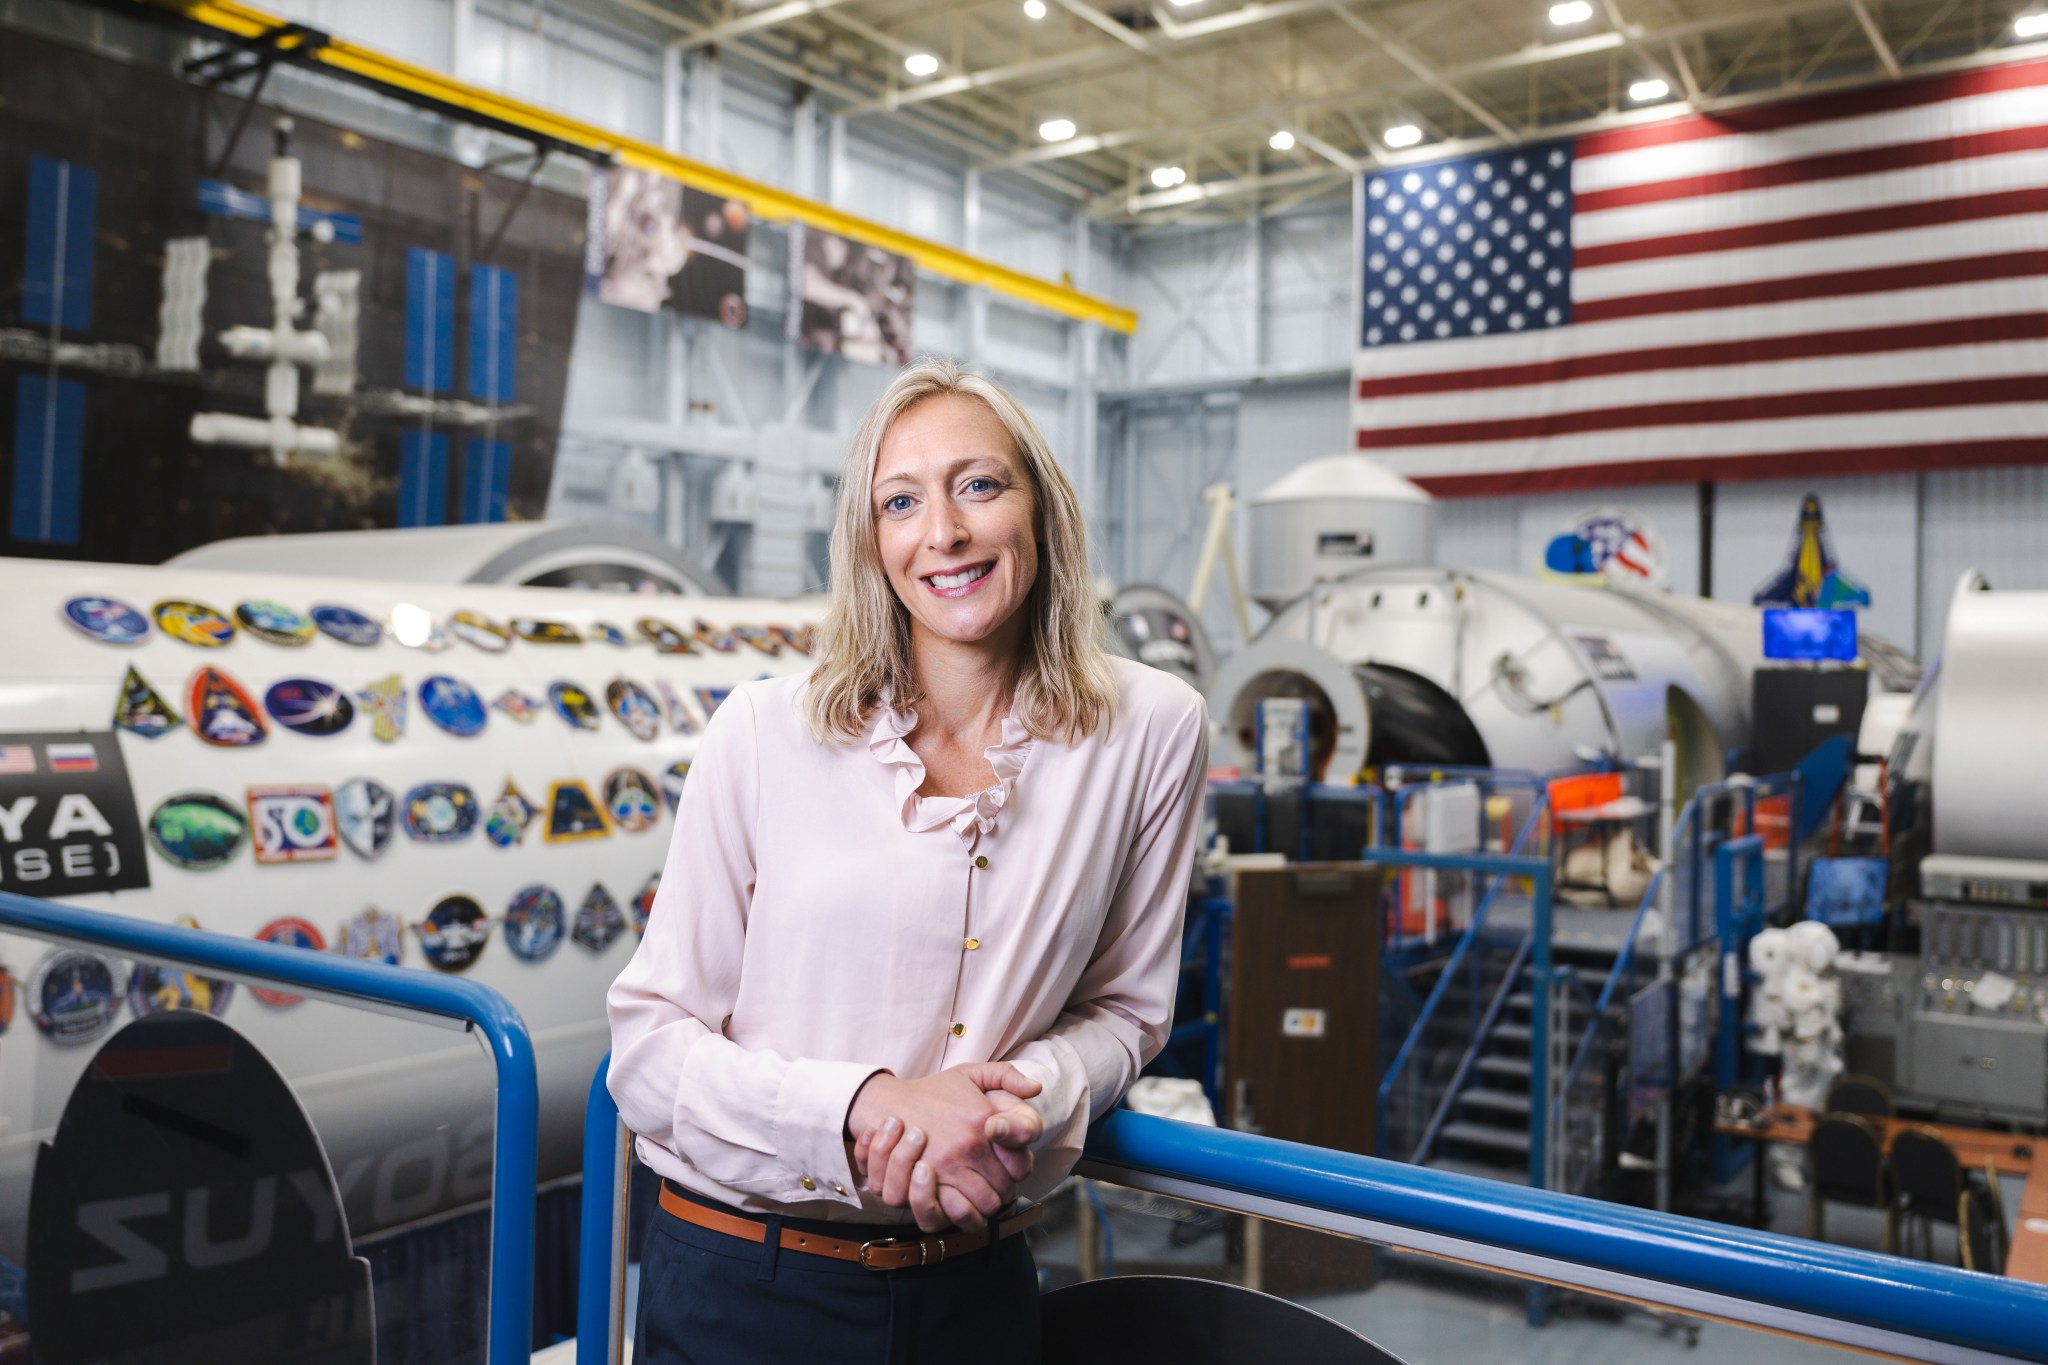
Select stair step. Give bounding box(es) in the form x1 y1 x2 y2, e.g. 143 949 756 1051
1439 1121 1532 1156
1457 1087 1531 1117
1477 1055 1532 1083
1491 1022 1532 1047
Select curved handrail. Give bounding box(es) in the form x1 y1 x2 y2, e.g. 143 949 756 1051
0 890 539 1365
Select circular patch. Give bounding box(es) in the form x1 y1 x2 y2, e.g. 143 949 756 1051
591 622 629 647
418 895 491 972
334 778 397 859
403 783 479 842
604 767 662 834
147 791 247 870
28 948 121 1045
312 603 383 646
235 598 315 646
450 609 513 653
733 625 779 656
692 619 737 653
338 908 404 966
548 681 601 731
129 919 234 1021
419 676 488 737
154 599 236 648
388 604 450 652
250 917 326 1007
606 679 662 742
503 886 565 963
264 677 354 736
63 595 151 645
636 617 692 653
661 760 691 814
632 872 660 933
514 618 583 645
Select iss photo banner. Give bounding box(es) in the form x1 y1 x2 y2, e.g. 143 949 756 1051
788 223 916 367
589 165 751 327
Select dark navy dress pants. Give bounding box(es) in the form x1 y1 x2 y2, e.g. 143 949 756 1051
635 1190 1041 1365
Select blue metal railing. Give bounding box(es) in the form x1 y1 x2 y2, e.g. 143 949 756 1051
1411 930 1533 1166
0 890 539 1365
575 1076 2048 1364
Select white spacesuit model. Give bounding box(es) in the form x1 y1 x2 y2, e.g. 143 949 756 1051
1747 920 1845 1190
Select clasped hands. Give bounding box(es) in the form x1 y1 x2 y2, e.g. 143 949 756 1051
847 1063 1044 1234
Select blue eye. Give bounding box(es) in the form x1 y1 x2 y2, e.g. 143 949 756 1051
965 477 999 495
881 494 914 515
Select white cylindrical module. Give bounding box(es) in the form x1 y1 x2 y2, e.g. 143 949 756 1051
1245 455 1435 611
1930 579 2048 859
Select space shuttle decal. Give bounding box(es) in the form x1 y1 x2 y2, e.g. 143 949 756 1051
1752 493 1870 610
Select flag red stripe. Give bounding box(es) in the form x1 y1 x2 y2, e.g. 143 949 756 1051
1575 122 2048 214
1357 374 2045 448
1355 312 2048 399
1403 437 2048 496
1573 249 2048 323
1574 56 2048 159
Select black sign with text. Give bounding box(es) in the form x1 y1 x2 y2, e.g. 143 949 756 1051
0 730 149 897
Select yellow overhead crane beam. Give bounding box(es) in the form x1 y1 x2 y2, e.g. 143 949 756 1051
145 0 1140 335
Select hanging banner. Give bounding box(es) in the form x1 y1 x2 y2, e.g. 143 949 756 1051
589 165 750 326
787 222 915 366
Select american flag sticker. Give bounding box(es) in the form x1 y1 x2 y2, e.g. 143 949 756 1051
0 745 34 775
46 742 98 774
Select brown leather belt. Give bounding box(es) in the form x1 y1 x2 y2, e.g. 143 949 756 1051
658 1180 1043 1271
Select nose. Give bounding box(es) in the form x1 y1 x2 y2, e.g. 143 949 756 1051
924 503 967 552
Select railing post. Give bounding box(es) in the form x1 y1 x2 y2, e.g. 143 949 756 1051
578 1054 628 1365
1528 859 1553 1192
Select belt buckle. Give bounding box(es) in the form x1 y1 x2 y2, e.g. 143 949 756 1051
857 1236 927 1271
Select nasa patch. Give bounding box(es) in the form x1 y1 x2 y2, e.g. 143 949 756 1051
695 686 732 720
493 689 542 724
603 767 662 834
733 625 779 656
502 885 565 963
542 781 609 843
514 618 582 645
189 667 268 747
264 678 354 737
312 603 384 646
250 917 327 1007
483 781 536 849
356 675 408 742
153 599 236 648
450 609 513 653
130 918 234 1020
692 620 737 653
656 679 698 735
114 665 181 738
418 895 492 973
419 675 488 737
636 617 692 654
606 679 661 742
146 791 246 870
235 599 315 646
632 872 660 933
769 624 814 655
591 622 629 648
63 596 151 645
338 908 404 966
548 681 601 731
573 884 626 954
247 785 340 864
389 608 451 652
403 782 479 843
661 760 691 814
334 778 397 860
28 947 121 1045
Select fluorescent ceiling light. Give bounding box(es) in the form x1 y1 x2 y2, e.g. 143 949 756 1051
2019 12 2048 37
1023 0 1046 16
1628 77 1671 101
1383 123 1423 148
904 52 939 76
1150 165 1187 188
1039 118 1077 142
1548 1 1594 25
1269 130 1296 151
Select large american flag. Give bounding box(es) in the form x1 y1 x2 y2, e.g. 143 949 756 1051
1354 57 2048 496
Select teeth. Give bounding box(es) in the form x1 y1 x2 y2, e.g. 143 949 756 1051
929 564 992 590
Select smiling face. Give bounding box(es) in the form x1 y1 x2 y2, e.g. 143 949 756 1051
871 394 1040 655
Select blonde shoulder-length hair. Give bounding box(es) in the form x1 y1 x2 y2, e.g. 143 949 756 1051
803 357 1117 745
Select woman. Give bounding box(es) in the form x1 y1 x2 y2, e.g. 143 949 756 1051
607 357 1208 1363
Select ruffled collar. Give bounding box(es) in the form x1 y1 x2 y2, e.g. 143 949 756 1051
866 696 1035 846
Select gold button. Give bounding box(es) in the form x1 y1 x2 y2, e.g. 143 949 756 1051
973 855 989 870
800 1175 817 1191
951 1022 966 1037
834 1184 848 1196
964 937 981 951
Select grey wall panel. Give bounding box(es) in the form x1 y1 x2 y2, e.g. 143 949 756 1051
1435 497 1520 575
1920 464 2048 659
1262 207 1355 375
1709 474 1919 651
1235 383 1354 500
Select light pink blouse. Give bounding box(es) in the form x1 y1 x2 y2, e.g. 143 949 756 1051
606 656 1208 1223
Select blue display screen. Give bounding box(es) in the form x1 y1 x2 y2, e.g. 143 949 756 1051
1762 608 1857 661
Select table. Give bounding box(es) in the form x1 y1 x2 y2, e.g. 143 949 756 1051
1714 1103 2048 1284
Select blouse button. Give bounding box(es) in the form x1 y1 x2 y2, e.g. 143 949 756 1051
964 937 981 951
974 855 990 870
951 1022 966 1037
800 1176 817 1191
834 1184 849 1196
